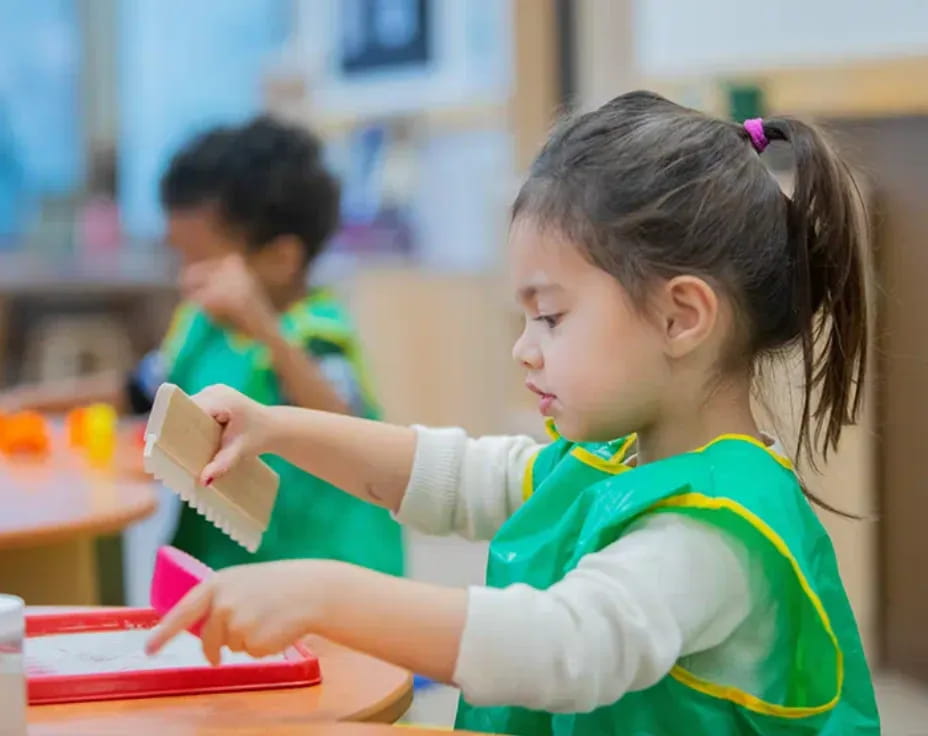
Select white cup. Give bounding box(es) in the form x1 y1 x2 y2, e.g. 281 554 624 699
0 595 26 736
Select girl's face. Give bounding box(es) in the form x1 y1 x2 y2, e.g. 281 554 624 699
509 217 672 442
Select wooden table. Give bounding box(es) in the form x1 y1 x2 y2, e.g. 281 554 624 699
0 425 157 604
28 630 415 733
32 723 481 735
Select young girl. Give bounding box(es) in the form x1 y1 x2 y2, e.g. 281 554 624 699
148 92 880 735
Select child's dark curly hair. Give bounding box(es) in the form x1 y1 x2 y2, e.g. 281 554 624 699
160 116 340 265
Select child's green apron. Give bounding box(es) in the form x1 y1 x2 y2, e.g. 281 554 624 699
456 427 879 735
160 291 404 575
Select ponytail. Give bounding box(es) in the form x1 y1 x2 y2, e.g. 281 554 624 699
760 117 869 466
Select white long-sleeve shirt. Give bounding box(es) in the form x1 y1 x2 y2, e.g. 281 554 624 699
396 427 776 712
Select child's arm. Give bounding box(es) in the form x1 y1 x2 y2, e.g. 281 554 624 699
195 385 539 536
253 327 351 415
452 513 755 710
146 512 755 710
398 427 539 539
198 391 417 512
0 371 127 414
146 559 468 679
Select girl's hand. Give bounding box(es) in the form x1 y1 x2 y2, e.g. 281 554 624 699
191 384 275 485
148 557 467 683
145 559 332 666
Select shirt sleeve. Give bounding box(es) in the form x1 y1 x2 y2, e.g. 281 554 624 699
395 426 542 540
453 512 754 712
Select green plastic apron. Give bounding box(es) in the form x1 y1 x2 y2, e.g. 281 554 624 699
457 427 879 735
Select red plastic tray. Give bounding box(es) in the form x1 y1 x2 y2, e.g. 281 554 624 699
26 608 321 704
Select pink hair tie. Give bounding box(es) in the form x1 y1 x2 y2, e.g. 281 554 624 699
743 118 769 153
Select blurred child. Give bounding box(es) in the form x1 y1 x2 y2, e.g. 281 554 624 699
149 94 879 735
1 118 403 576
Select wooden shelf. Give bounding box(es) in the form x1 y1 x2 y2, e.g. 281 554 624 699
645 54 928 119
0 250 174 297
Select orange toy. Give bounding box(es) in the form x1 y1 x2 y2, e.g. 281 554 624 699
66 407 89 447
0 411 51 455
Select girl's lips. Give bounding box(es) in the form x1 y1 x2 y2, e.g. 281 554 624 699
538 394 556 415
526 382 557 415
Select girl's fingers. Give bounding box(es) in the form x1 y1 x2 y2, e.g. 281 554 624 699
191 388 234 424
199 608 228 667
146 583 214 655
200 435 245 486
225 626 246 653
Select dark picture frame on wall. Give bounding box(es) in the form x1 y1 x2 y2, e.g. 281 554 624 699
340 0 430 74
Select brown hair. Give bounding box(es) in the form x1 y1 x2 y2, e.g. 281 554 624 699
514 91 869 490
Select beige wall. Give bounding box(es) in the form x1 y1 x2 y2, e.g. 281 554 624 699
348 269 518 436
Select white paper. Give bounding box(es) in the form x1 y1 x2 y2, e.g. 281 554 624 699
26 629 284 676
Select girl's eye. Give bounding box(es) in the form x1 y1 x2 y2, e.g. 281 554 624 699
534 313 563 329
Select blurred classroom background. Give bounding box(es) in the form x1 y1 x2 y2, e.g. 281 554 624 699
2 0 928 729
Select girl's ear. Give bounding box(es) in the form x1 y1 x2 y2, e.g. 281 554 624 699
656 275 719 358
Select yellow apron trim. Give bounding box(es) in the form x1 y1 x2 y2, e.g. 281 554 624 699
612 433 637 462
569 445 632 474
696 433 794 470
226 331 254 353
522 449 541 501
543 418 560 440
163 303 194 343
668 662 841 720
292 319 353 347
160 303 198 362
285 292 354 344
569 434 636 475
654 491 842 719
